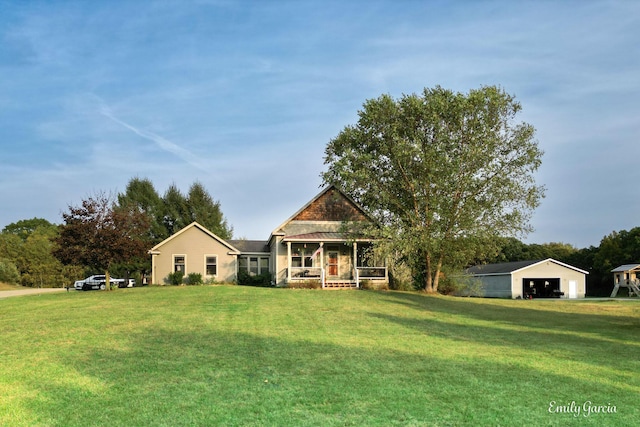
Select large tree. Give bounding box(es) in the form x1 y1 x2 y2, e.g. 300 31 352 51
117 177 166 242
2 217 56 241
323 85 545 293
0 218 81 287
186 182 233 240
117 177 233 241
160 182 233 239
54 193 150 289
161 184 190 236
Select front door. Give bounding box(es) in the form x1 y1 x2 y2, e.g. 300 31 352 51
327 251 339 277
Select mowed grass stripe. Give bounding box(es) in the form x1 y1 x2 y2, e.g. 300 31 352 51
1 286 638 426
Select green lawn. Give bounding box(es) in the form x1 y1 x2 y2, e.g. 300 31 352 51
1 286 638 426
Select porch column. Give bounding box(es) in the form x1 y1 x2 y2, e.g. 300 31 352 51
287 241 292 282
151 254 157 284
353 242 359 288
275 237 279 286
385 256 389 283
319 242 325 288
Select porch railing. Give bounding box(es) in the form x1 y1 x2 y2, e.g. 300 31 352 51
356 267 387 279
286 266 387 288
290 266 323 279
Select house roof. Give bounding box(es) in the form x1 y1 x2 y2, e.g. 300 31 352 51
611 264 640 273
281 231 373 242
228 240 270 253
467 258 589 276
270 185 372 237
149 222 240 255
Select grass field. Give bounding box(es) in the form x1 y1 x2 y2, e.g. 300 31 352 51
1 286 638 426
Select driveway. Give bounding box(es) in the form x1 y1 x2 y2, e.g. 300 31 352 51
0 287 68 299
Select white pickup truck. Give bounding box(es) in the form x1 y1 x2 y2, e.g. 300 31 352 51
74 275 135 291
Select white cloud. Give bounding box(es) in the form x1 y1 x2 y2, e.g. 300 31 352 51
98 102 207 171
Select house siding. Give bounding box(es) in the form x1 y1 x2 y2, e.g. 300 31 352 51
152 226 237 284
292 187 368 222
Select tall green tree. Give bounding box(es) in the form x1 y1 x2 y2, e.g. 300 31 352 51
2 217 56 241
117 177 166 242
0 233 22 263
593 228 640 276
323 85 544 293
160 181 233 239
186 182 233 239
54 193 151 290
162 184 190 236
0 218 80 287
19 227 78 288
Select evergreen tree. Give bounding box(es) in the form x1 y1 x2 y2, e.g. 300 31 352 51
162 184 190 236
186 182 233 239
117 177 166 242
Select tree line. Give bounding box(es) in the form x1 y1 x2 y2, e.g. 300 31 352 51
0 85 632 296
0 179 231 288
0 209 632 295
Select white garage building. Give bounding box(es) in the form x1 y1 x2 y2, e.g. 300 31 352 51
467 258 588 299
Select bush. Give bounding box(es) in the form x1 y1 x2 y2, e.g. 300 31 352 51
387 264 415 291
237 270 273 287
186 272 203 286
204 277 224 285
439 275 485 297
0 258 20 284
167 270 184 286
360 280 389 291
287 280 322 289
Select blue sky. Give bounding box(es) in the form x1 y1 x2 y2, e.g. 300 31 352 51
1 0 638 248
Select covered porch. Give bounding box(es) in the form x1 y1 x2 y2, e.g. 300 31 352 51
283 232 387 288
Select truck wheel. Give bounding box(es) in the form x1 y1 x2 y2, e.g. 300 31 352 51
100 283 106 290
82 284 89 291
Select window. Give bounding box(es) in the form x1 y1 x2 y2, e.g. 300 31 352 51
291 244 320 268
249 257 259 275
174 255 185 273
239 255 270 275
304 253 314 267
291 247 302 268
260 257 269 273
205 256 217 276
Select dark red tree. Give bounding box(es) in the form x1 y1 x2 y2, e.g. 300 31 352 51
54 193 150 290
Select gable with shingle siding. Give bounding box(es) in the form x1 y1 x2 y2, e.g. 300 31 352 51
291 186 369 222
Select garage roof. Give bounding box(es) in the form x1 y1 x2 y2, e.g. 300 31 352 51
467 258 588 276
